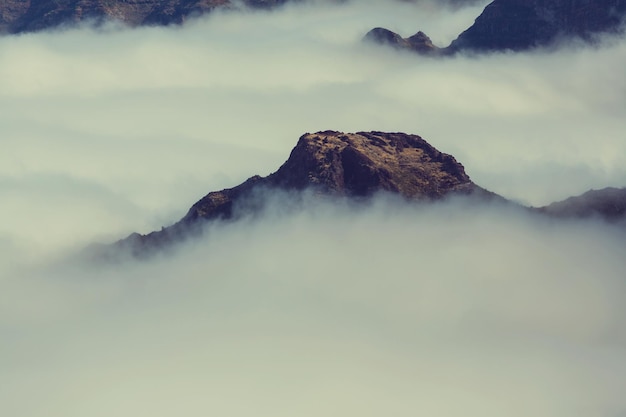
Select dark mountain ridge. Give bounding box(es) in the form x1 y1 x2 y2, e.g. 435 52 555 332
449 0 626 52
366 0 626 54
536 187 626 222
0 0 512 35
0 0 290 34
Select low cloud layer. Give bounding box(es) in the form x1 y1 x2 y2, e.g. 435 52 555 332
3 194 626 417
1 1 626 416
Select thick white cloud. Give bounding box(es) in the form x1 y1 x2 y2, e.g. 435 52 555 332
1 2 625 416
2 194 626 417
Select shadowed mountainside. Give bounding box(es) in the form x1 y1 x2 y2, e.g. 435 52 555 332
0 0 500 35
103 130 495 258
0 0 290 34
365 0 626 54
537 187 626 222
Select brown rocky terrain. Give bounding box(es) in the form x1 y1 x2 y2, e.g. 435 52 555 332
106 131 493 258
366 0 626 54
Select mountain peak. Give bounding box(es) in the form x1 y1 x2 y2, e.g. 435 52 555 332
268 131 473 197
182 131 480 226
364 28 443 55
105 131 487 258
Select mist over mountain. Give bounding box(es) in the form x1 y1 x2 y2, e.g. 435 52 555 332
1 2 626 417
101 130 625 259
366 0 626 54
105 130 498 258
538 187 626 223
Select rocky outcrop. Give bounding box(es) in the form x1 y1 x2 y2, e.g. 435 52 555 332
537 187 626 223
266 131 479 197
0 0 290 34
366 0 626 55
106 131 491 258
364 28 443 55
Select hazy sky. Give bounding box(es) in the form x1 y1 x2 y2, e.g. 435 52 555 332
1 1 626 416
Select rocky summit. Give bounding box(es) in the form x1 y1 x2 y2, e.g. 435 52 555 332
366 0 626 54
364 28 442 55
108 131 490 258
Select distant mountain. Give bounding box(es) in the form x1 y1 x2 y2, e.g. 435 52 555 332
0 0 290 34
366 0 626 54
537 187 626 222
364 28 442 55
102 131 495 258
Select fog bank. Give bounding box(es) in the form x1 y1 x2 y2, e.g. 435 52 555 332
1 2 626 416
3 194 626 417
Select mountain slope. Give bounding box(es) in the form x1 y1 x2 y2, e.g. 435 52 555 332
106 130 493 258
537 187 626 222
90 130 626 260
449 0 626 52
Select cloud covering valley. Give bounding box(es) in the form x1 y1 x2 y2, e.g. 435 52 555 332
1 1 626 416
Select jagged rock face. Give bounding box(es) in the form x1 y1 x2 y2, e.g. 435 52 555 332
0 0 289 34
448 0 626 52
537 187 626 222
267 131 474 197
110 131 484 258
